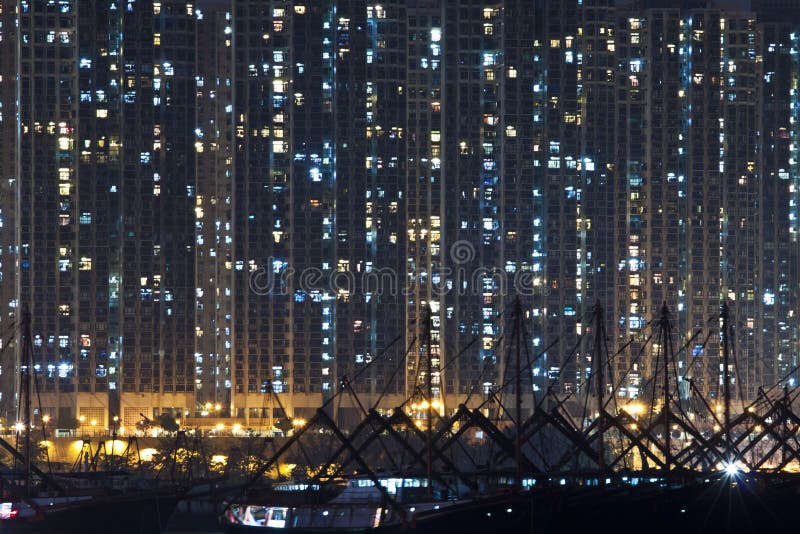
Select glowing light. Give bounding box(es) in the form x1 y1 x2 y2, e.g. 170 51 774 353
622 401 645 417
292 418 306 428
140 448 158 462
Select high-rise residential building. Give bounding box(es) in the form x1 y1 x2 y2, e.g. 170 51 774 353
610 5 800 407
4 0 800 430
756 19 800 389
0 0 17 419
10 0 197 430
192 1 554 424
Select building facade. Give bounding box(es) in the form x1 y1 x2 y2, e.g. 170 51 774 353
2 0 799 431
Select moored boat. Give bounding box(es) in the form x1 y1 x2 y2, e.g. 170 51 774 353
0 485 181 533
221 475 532 533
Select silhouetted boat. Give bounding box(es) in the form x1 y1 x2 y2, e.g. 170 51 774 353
0 313 183 532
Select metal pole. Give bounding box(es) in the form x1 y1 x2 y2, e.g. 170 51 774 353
721 301 731 462
514 297 523 489
425 305 433 499
593 302 605 472
660 302 671 472
21 311 32 497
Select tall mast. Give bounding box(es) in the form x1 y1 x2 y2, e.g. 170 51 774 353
425 305 433 498
514 297 522 489
593 302 605 471
20 311 32 496
721 300 731 462
659 302 671 472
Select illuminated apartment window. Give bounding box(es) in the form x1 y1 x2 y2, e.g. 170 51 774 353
79 257 92 271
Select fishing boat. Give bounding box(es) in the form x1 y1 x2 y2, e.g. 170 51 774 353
218 298 800 533
222 474 532 533
0 312 183 533
219 302 539 533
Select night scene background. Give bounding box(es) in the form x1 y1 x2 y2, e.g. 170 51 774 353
7 0 800 533
1 0 800 455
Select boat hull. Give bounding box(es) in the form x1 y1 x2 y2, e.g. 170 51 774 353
223 476 800 534
0 491 180 533
221 492 532 534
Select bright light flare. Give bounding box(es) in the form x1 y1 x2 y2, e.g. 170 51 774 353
718 460 748 477
622 401 645 417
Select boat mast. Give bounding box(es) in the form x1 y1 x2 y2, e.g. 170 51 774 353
20 311 32 497
659 302 671 472
425 304 433 498
721 300 731 463
592 302 605 472
514 297 522 489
